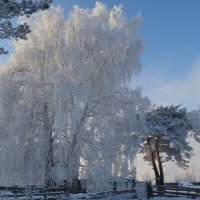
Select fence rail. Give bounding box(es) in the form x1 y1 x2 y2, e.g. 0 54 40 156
153 185 200 198
0 183 136 199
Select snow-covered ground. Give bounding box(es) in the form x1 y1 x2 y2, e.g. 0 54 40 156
150 197 193 200
0 193 135 200
92 197 195 200
70 194 194 200
0 193 197 200
69 193 136 200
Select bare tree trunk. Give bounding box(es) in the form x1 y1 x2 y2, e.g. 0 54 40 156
65 103 89 185
66 120 80 184
147 138 160 185
43 103 55 186
151 151 160 185
156 147 164 185
44 133 54 186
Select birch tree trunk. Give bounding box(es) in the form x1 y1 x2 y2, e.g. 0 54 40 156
43 102 55 186
66 120 81 184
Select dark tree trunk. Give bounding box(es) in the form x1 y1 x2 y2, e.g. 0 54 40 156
147 137 164 186
151 151 160 185
43 103 55 186
156 147 164 185
44 134 54 186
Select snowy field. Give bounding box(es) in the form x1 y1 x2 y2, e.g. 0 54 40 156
70 195 194 200
0 193 136 200
150 197 193 200
69 193 136 200
0 194 196 200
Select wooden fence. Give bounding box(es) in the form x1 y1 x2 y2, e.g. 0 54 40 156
0 182 137 199
0 185 66 199
153 185 200 199
165 182 200 186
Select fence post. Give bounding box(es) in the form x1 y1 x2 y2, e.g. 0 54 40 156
132 179 135 189
113 181 117 191
63 179 69 196
147 181 153 198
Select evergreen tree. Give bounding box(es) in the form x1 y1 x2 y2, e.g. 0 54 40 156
0 0 52 54
141 105 192 185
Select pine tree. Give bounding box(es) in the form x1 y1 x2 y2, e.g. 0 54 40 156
0 0 52 54
141 105 192 185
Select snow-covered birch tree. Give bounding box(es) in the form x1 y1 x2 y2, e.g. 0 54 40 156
187 109 200 142
81 87 150 190
0 3 147 189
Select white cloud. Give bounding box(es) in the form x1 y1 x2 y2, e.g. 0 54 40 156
133 58 200 111
0 61 5 69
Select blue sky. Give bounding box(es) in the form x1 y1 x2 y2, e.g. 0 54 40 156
1 0 200 110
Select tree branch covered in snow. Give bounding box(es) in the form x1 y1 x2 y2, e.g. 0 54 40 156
187 109 200 142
